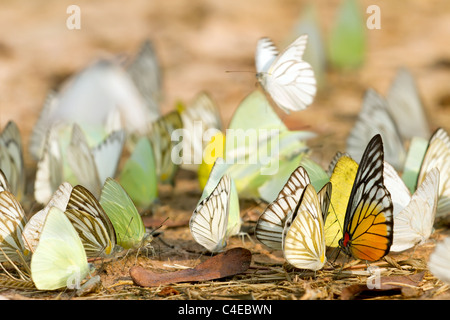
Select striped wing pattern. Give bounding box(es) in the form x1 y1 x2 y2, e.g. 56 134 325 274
418 128 450 218
66 185 116 258
0 191 28 262
340 134 394 262
283 184 327 271
189 175 231 253
255 166 310 250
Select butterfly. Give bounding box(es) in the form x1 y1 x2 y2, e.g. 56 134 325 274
198 90 315 200
328 0 366 70
189 174 231 253
416 128 450 218
176 91 223 172
255 35 317 113
65 184 117 258
126 39 162 118
23 182 73 253
339 134 394 262
67 124 125 198
147 110 184 185
282 183 331 271
428 236 450 285
255 166 331 251
99 178 152 251
30 206 92 291
347 68 430 172
384 162 439 253
0 121 26 201
118 137 158 209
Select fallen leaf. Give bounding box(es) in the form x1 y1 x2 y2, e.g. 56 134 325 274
130 247 252 287
157 286 180 297
341 272 424 300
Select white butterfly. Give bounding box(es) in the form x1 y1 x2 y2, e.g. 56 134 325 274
384 162 439 252
255 35 317 113
67 124 125 197
347 68 430 172
417 128 450 218
282 183 330 271
428 236 450 285
23 182 73 253
255 166 331 251
189 174 231 253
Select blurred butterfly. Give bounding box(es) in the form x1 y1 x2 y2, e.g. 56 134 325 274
126 39 162 118
0 121 25 201
147 110 183 186
198 90 315 200
99 178 153 252
255 166 331 251
118 137 158 210
255 35 317 113
30 207 93 291
189 174 231 253
65 185 117 258
347 68 430 172
339 134 394 262
23 182 73 253
176 92 223 172
384 162 439 252
282 183 331 271
416 128 450 218
328 0 366 70
428 236 450 285
67 124 125 198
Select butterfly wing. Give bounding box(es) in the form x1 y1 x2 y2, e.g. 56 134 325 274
30 207 90 291
347 89 406 171
255 37 279 73
340 134 394 262
428 236 450 285
99 178 147 250
418 128 450 218
189 174 231 253
0 191 28 263
282 184 327 271
258 35 316 113
66 185 116 258
255 166 310 250
391 168 439 252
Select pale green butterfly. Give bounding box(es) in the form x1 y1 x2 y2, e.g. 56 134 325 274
328 0 366 70
31 206 92 291
119 137 158 209
99 178 152 251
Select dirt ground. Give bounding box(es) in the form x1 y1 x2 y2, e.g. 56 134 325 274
1 0 450 300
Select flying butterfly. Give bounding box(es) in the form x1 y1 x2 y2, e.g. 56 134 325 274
282 183 331 271
189 174 231 253
255 35 317 113
339 134 394 262
65 184 117 258
30 207 92 291
99 178 153 252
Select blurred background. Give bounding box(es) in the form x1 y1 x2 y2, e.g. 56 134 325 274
1 0 450 167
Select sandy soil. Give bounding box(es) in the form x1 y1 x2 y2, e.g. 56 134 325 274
1 0 450 300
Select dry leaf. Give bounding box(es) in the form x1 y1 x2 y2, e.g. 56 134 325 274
130 247 252 287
